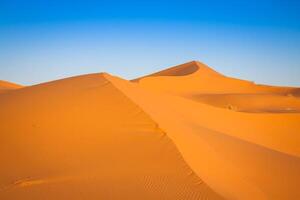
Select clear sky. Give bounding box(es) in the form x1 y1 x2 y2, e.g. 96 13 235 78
0 0 300 86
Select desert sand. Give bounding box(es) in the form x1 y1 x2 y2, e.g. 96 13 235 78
0 61 299 200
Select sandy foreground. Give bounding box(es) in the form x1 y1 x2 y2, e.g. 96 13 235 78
0 61 299 200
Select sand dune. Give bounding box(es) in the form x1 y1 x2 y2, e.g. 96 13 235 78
0 80 22 94
133 61 300 113
1 61 299 199
133 61 297 95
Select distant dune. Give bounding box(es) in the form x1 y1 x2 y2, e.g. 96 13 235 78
1 61 299 200
0 80 22 94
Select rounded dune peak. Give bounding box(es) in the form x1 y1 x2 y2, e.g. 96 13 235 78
132 61 223 82
148 61 200 77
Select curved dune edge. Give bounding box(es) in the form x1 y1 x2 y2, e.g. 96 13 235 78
0 73 223 200
0 80 22 89
0 80 23 94
132 61 201 82
106 73 300 200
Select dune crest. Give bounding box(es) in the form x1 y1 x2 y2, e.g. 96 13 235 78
133 61 208 80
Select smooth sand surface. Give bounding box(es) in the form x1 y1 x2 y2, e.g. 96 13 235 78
1 61 299 199
189 93 300 113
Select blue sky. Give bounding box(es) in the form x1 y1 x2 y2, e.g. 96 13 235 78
0 0 300 86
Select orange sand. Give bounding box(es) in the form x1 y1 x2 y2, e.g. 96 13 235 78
1 61 299 200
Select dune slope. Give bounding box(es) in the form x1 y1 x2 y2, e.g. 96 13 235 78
0 73 222 200
103 61 300 199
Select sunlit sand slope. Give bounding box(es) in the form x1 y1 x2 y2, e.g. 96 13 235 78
0 80 22 94
0 73 223 200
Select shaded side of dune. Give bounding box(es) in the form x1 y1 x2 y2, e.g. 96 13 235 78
107 73 300 200
132 61 201 82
